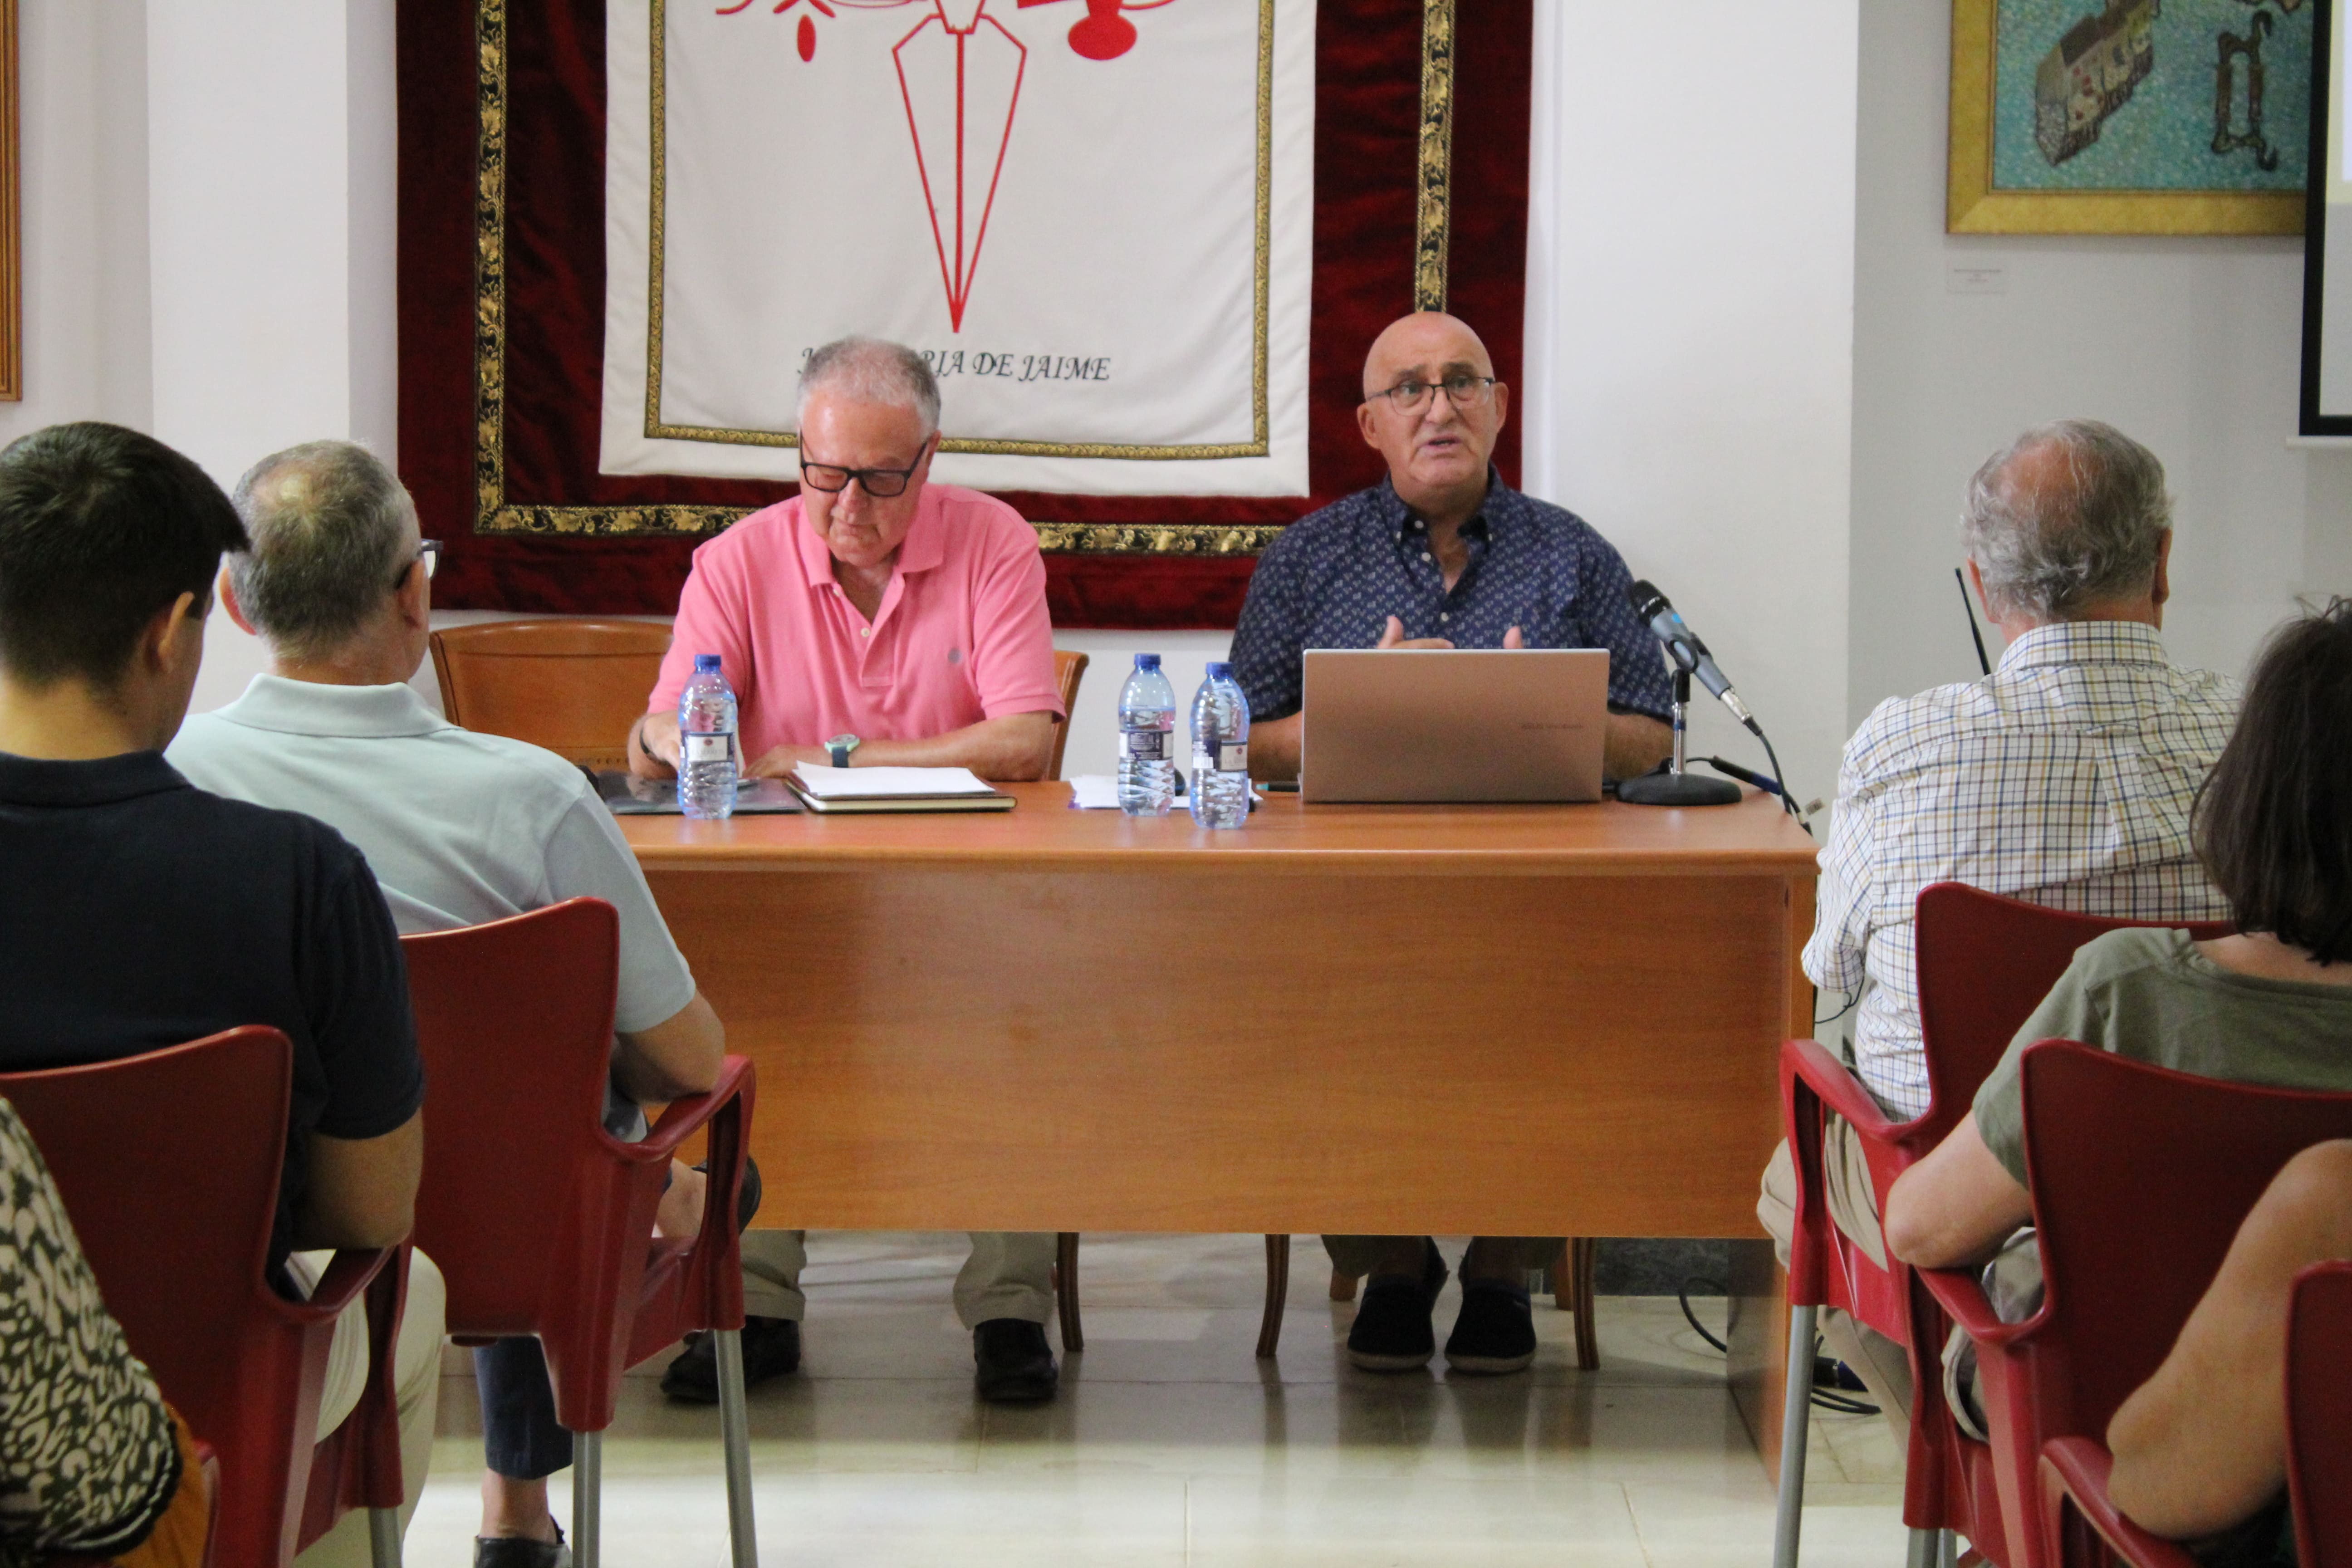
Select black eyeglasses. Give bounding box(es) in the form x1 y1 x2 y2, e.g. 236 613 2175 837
799 436 934 499
396 539 441 588
1369 375 1498 414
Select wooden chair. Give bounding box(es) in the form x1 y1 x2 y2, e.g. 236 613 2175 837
1045 649 1088 781
428 619 673 769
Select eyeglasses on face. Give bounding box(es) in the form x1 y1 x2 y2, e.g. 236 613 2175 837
799 436 935 499
396 539 441 588
1370 374 1498 414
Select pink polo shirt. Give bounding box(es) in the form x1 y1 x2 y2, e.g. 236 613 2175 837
648 484 1064 760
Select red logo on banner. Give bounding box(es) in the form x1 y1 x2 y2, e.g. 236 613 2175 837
717 0 1174 330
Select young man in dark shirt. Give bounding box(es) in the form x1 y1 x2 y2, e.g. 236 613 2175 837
0 421 440 1568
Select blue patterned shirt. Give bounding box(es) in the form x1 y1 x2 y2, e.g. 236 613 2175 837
1229 474 1675 723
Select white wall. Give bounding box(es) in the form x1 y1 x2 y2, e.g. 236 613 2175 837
0 0 152 446
1847 2 2338 726
1526 2 1861 810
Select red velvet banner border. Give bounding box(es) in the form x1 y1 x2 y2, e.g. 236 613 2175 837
397 0 1530 627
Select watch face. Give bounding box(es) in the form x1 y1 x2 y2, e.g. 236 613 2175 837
828 735 858 750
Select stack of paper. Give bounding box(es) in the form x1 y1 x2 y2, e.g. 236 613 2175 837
786 764 1012 813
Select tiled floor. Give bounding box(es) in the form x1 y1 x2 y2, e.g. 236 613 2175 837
411 1232 1906 1565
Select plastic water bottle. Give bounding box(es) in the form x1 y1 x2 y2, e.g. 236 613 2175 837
1188 661 1251 830
677 653 739 821
1117 654 1177 816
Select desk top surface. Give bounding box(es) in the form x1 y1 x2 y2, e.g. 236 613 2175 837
619 784 1819 876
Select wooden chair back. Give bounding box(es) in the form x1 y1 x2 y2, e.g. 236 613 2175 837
428 619 673 770
1047 649 1089 782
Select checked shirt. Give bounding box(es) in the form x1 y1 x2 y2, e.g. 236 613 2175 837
1808 620 2239 1119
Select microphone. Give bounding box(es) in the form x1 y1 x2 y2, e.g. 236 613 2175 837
1627 579 1758 731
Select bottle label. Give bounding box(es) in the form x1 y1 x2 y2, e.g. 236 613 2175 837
1121 730 1166 761
684 733 734 765
1218 742 1248 773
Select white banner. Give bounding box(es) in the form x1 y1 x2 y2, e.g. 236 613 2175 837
601 0 1316 496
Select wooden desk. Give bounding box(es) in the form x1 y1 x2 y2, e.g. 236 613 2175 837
622 785 1815 1240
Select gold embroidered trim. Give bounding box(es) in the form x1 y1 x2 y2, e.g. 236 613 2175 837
1412 0 1454 312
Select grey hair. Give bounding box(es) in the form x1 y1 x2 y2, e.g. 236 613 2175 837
227 441 419 659
1960 419 2172 621
795 336 941 436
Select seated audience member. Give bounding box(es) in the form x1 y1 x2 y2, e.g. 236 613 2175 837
1885 599 2352 1273
167 440 731 1568
1226 309 1674 1375
2107 1140 2352 1560
627 336 1068 1405
0 421 441 1568
1754 418 2239 1437
0 1096 212 1568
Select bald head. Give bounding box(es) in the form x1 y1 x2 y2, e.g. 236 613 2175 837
1354 311 1509 518
1361 312 1494 401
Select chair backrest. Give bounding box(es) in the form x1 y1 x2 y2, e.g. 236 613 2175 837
0 1029 315 1565
428 618 673 770
1913 882 2232 1143
2288 1259 2352 1568
2019 1041 2352 1441
1047 648 1089 782
401 897 622 1334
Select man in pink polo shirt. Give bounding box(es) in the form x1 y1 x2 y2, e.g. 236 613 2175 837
629 338 1068 1406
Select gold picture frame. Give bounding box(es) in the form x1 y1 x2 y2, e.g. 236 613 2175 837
0 0 21 401
1947 0 2304 236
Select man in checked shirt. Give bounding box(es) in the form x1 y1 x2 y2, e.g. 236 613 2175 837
1756 417 2239 1440
1229 311 1675 1375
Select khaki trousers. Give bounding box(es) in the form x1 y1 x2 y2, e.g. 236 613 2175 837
288 1249 446 1568
741 1229 1057 1328
1321 1235 1564 1279
1758 1125 1912 1448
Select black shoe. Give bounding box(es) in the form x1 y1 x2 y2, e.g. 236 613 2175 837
659 1315 799 1403
973 1318 1059 1403
689 1156 763 1231
474 1526 569 1568
1346 1240 1449 1371
1443 1279 1539 1374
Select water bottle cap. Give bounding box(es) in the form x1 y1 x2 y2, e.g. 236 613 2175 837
1205 661 1233 680
1133 653 1161 671
694 653 722 672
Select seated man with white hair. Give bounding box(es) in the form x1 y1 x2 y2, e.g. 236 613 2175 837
167 440 732 1568
628 335 1070 1406
1754 417 2239 1440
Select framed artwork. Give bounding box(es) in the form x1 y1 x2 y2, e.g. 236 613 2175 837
1949 0 2310 234
0 0 18 401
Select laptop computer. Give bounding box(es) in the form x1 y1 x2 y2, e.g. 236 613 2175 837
1298 648 1612 804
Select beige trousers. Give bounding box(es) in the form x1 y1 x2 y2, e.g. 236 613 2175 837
286 1249 446 1568
1758 1125 1912 1448
741 1229 1057 1328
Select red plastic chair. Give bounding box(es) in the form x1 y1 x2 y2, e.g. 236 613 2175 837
401 898 758 1568
1931 1042 2352 1568
2038 1256 2352 1568
2286 1259 2352 1568
1775 884 2231 1568
0 1029 402 1568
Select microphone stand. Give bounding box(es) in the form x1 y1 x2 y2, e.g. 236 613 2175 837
1617 668 1742 807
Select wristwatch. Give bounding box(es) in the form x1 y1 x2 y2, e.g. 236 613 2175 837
827 734 861 769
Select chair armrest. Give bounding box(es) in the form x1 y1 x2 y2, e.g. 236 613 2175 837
626 1055 755 1164
270 1245 395 1327
2041 1437 2202 1568
1919 1263 2045 1352
1784 1036 1906 1145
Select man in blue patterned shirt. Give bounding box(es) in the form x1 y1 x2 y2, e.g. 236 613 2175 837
1231 310 1674 789
1229 312 1674 1376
